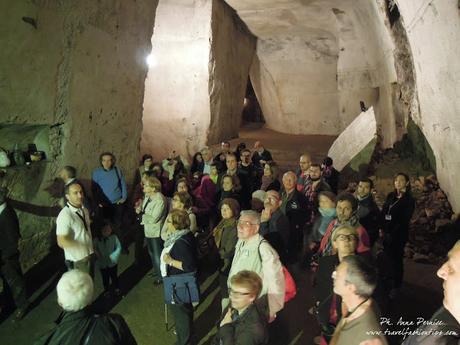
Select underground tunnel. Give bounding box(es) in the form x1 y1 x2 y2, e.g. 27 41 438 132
0 0 459 344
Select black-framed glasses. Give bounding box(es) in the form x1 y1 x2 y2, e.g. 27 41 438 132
335 234 358 242
237 220 259 227
228 288 252 297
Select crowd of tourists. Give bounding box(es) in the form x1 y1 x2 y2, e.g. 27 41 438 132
0 140 459 345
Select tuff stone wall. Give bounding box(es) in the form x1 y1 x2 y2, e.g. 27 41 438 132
141 0 213 159
0 0 158 270
208 0 256 144
240 0 397 137
141 0 256 159
392 0 460 212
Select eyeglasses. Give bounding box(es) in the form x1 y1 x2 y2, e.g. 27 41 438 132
228 288 252 297
237 220 259 227
335 234 358 242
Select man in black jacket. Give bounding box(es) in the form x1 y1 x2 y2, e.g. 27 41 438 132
355 178 381 247
34 270 136 345
213 270 268 345
281 171 309 263
0 187 29 320
260 190 290 264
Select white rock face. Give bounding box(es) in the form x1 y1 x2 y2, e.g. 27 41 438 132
394 0 460 211
328 107 377 171
142 0 255 159
142 0 213 159
228 0 396 137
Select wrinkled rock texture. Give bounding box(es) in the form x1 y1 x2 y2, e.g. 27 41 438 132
392 0 460 212
208 0 256 144
0 0 158 270
236 0 397 138
141 0 256 159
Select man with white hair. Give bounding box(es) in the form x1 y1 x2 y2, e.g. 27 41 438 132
34 270 136 345
402 240 460 345
227 210 285 321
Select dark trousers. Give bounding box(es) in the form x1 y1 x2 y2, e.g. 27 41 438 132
134 224 146 264
218 272 229 299
0 256 28 310
100 265 119 290
387 238 407 289
288 225 304 262
170 303 194 345
99 203 126 244
146 237 163 279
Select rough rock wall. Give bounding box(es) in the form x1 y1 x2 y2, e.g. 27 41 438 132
0 0 157 270
250 35 340 135
141 0 256 158
393 0 460 212
142 0 213 159
207 0 256 144
247 0 397 137
335 1 397 141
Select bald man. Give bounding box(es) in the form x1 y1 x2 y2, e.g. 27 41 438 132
281 171 308 263
260 190 290 264
251 141 272 170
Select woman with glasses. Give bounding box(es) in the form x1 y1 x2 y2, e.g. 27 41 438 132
161 209 198 345
212 270 269 345
312 226 359 345
212 198 240 301
161 192 198 239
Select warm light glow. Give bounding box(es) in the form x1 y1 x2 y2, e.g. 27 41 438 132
146 54 156 67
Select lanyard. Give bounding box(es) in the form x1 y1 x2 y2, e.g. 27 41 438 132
386 196 401 215
75 209 89 233
66 203 89 233
142 197 152 213
345 298 369 318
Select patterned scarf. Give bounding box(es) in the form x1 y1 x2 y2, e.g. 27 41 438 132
164 229 191 249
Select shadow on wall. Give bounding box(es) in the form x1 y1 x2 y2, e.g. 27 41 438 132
393 118 436 173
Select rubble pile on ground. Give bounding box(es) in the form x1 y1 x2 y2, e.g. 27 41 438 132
407 175 456 264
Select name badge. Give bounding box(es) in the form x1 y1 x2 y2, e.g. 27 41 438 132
385 214 392 221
